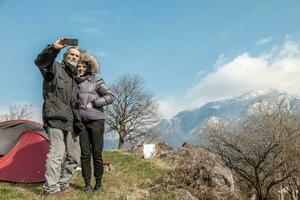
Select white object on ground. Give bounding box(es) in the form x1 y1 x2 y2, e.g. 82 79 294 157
143 144 156 159
75 167 82 171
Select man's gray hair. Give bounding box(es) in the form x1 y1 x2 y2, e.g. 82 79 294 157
63 46 82 60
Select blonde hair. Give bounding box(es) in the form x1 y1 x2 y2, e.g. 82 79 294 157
79 52 100 75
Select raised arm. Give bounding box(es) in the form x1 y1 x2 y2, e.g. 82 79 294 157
93 78 114 107
34 38 66 79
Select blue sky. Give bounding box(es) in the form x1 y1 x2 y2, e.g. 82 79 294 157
1 0 300 120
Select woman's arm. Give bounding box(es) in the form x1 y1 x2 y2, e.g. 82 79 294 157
92 78 114 107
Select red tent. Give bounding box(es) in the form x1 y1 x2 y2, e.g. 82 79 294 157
0 120 48 183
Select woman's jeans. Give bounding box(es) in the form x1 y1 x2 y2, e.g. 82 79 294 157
79 119 104 183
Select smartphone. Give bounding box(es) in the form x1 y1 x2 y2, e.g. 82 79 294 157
63 38 79 46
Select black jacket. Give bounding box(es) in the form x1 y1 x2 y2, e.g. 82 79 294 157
35 45 80 131
76 75 114 121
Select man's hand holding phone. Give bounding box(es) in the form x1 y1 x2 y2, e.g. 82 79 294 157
53 37 79 50
63 38 78 46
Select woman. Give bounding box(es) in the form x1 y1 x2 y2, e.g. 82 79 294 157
76 52 114 192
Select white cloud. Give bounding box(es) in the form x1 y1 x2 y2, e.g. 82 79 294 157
158 40 300 119
157 95 188 120
70 14 93 22
88 10 121 21
213 54 227 69
92 50 110 58
196 70 206 79
71 11 120 23
256 36 273 46
82 28 104 36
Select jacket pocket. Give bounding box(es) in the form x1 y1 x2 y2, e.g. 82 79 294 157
45 99 69 121
56 76 69 103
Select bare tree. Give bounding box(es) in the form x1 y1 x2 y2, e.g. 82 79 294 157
0 104 33 121
276 116 300 200
205 97 300 200
106 75 160 149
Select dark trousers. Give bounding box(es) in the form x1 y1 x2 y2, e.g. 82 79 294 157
79 119 104 182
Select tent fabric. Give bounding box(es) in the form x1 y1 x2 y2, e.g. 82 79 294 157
0 120 47 155
0 120 49 183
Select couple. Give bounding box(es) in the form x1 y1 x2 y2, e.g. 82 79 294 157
34 37 114 195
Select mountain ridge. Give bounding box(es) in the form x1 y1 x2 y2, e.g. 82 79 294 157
155 89 300 147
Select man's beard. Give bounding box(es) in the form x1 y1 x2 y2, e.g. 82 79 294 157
65 59 77 68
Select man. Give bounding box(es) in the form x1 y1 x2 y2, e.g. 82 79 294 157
35 37 81 195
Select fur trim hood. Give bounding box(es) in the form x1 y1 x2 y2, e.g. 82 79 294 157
79 52 99 75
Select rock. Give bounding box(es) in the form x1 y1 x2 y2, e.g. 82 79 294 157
152 146 240 199
174 189 198 200
131 141 144 153
181 142 194 148
153 141 173 155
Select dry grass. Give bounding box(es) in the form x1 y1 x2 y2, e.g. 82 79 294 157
147 158 176 171
150 160 242 200
0 151 174 200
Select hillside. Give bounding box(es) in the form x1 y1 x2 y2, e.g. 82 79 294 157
0 151 174 200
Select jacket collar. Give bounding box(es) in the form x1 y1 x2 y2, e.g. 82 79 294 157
76 74 94 83
62 60 77 78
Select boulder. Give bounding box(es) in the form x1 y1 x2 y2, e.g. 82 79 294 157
154 141 173 155
152 146 240 199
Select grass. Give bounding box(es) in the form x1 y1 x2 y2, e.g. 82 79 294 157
0 151 175 200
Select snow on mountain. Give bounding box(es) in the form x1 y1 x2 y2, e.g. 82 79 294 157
236 89 275 100
155 89 300 148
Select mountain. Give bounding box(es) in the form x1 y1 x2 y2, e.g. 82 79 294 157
155 89 300 147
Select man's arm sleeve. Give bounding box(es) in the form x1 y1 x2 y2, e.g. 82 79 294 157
34 45 60 80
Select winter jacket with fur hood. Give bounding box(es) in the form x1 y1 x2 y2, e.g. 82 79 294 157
76 52 114 121
76 75 114 121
